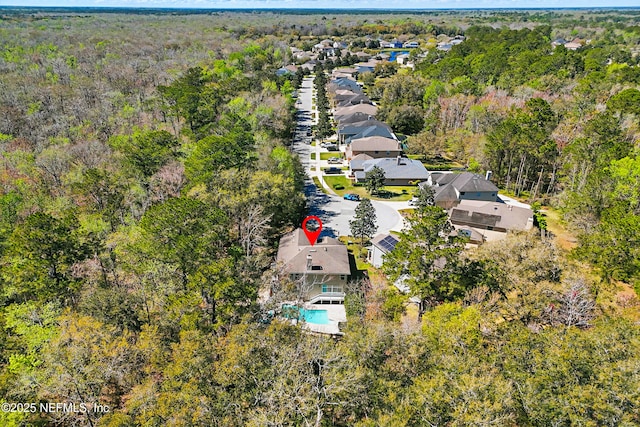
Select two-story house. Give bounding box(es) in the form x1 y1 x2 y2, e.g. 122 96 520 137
276 229 351 305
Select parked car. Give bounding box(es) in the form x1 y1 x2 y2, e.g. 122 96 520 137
324 167 342 174
343 193 361 201
306 129 312 136
325 144 339 151
408 197 419 206
327 157 342 164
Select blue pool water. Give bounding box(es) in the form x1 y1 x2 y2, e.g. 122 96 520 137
387 50 409 61
301 308 330 325
282 305 330 325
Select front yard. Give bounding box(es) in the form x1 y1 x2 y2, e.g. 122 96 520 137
323 175 416 201
320 152 343 160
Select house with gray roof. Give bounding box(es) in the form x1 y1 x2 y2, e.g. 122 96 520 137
355 157 430 186
338 119 391 144
329 77 362 93
355 60 379 74
420 172 499 209
276 229 351 304
336 111 376 125
348 153 374 175
345 125 397 145
337 94 372 107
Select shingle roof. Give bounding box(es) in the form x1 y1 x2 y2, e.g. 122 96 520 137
346 126 396 143
349 153 374 171
429 172 498 196
450 200 533 231
334 104 378 120
452 173 499 193
337 94 371 107
276 229 351 275
339 119 389 134
434 184 460 203
330 78 362 93
335 112 375 125
349 137 401 152
357 157 430 181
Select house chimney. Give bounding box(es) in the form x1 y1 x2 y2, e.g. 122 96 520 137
306 254 313 271
485 170 493 181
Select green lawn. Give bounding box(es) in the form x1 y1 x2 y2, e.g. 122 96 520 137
320 152 343 160
323 176 417 201
339 236 371 277
312 176 328 194
310 153 316 160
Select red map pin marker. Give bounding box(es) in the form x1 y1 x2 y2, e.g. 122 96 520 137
301 215 322 246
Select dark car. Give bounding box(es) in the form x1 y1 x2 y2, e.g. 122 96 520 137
324 167 342 174
343 193 361 201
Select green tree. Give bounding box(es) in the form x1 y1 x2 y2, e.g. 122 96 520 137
139 197 229 287
110 130 179 180
365 166 386 195
2 212 94 302
383 204 465 318
349 198 377 245
72 168 126 231
184 126 255 189
413 184 436 209
607 87 640 115
385 105 425 135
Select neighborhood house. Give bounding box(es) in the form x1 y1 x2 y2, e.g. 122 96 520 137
345 136 402 160
354 156 430 185
276 228 351 305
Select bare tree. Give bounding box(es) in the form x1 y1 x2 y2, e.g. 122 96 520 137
238 205 272 257
148 161 184 203
545 279 596 329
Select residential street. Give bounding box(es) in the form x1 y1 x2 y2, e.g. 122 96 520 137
292 76 405 238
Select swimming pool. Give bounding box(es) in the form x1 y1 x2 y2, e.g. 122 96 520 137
282 305 330 325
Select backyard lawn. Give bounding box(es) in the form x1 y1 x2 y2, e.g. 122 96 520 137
323 175 416 201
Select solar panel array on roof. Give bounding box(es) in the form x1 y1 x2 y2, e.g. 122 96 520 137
451 209 501 227
470 212 500 227
378 235 399 252
451 209 470 221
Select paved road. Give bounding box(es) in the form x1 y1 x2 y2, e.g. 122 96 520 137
292 76 404 238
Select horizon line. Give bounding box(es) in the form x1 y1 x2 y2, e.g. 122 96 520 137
2 5 640 11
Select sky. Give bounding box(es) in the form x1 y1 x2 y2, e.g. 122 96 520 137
1 0 639 9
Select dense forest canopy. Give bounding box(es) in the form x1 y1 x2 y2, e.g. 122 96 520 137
0 8 639 426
